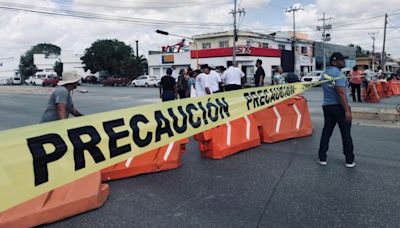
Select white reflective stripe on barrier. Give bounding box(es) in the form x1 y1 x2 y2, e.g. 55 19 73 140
125 157 133 168
273 106 281 133
293 104 302 130
163 142 175 161
226 121 232 146
244 115 251 140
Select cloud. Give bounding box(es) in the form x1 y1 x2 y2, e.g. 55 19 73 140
0 0 399 70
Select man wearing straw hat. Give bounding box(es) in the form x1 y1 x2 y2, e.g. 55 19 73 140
40 71 84 123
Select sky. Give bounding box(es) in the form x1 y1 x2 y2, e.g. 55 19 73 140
0 0 399 68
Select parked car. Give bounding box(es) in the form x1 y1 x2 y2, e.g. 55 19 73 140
102 76 130 87
12 75 21 85
0 78 12 85
82 75 98 84
282 72 300 83
301 71 323 83
42 75 59 87
26 72 57 86
131 75 159 87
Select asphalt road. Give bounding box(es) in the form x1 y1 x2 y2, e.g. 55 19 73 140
1 85 399 227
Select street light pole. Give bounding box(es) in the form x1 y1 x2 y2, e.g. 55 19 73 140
155 30 199 69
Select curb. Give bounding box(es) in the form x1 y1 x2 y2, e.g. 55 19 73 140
352 107 400 122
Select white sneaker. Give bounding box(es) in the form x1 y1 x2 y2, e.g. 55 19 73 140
345 162 356 168
317 160 327 166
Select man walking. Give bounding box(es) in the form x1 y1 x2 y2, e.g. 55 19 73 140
318 52 355 168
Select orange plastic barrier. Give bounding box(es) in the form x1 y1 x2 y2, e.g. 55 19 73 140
194 115 261 159
389 80 400 95
0 172 109 228
383 81 393 97
101 138 189 181
375 82 384 98
366 82 380 103
254 96 313 143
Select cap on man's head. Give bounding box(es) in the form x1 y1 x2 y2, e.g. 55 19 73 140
200 64 209 70
329 52 348 64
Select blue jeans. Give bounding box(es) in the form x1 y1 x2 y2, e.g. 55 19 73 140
318 105 354 163
162 90 175 102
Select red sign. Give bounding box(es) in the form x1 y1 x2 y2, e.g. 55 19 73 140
235 46 252 55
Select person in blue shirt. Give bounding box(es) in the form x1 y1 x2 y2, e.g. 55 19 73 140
318 52 355 168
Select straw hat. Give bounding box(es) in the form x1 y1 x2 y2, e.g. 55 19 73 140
58 71 81 86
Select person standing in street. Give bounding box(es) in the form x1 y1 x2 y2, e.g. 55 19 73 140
205 65 223 93
40 71 83 123
195 66 211 97
222 61 245 91
318 52 355 168
177 69 188 99
273 66 286 85
349 66 362 102
159 68 177 102
254 59 265 87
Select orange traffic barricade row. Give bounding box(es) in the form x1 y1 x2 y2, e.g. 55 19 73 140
0 172 109 228
389 80 400 95
254 96 313 143
101 138 189 181
194 115 261 159
366 82 380 103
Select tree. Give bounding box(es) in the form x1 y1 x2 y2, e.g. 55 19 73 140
81 39 147 78
54 61 63 76
348 43 368 57
19 43 61 79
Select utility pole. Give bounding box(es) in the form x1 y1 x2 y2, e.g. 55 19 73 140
135 40 139 57
317 12 333 71
381 13 388 71
285 5 303 73
230 0 245 63
368 32 378 72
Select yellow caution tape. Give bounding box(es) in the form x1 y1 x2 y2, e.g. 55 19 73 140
0 80 329 212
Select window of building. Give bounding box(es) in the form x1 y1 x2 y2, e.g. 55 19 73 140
219 40 229 48
301 46 308 54
262 43 269 48
202 42 211 49
278 45 286 50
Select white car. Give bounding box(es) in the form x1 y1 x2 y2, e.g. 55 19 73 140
301 71 323 83
131 75 159 87
26 72 57 86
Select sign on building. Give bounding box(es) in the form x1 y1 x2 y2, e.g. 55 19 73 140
162 55 175 64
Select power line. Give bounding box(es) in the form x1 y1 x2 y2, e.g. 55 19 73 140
46 0 228 9
0 1 231 28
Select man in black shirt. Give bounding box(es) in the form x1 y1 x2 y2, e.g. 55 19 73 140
159 68 177 101
254 59 265 87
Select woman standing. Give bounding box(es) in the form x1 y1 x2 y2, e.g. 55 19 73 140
349 66 362 102
273 66 286 85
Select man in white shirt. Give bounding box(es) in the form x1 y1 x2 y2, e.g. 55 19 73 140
204 65 222 93
195 69 211 97
222 61 245 91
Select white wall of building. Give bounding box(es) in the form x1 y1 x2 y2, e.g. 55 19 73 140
33 54 58 72
148 52 191 78
60 50 89 77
